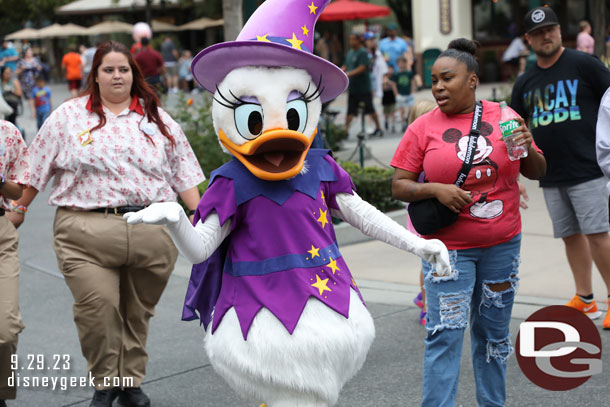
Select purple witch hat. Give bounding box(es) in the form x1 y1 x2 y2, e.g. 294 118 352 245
191 0 347 103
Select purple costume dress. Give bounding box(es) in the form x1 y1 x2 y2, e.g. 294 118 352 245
182 149 365 339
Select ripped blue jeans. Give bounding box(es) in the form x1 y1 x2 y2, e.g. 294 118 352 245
421 234 521 407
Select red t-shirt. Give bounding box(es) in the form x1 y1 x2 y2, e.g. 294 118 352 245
391 100 542 250
134 48 164 78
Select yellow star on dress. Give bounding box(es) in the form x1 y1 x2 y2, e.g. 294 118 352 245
317 209 328 228
286 33 303 50
308 245 320 258
256 34 271 42
301 24 309 36
326 257 340 274
312 274 331 296
308 1 318 14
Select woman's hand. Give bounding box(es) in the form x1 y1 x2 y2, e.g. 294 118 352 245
434 183 473 213
504 116 534 152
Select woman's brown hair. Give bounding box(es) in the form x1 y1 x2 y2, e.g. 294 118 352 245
81 40 175 146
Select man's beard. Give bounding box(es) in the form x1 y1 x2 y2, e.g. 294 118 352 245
534 42 561 58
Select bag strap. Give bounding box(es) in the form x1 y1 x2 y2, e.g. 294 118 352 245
454 101 482 188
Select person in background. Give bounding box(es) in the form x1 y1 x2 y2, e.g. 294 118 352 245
16 47 41 118
393 56 421 132
160 37 179 94
81 43 98 80
314 31 330 61
511 6 610 327
381 67 397 133
31 74 51 130
8 41 205 407
378 23 409 71
342 33 383 138
0 120 29 407
392 38 545 407
178 49 194 93
364 31 388 104
595 87 610 329
61 44 83 98
577 20 595 54
134 37 165 96
329 33 343 66
0 39 19 76
1 66 22 127
502 34 528 78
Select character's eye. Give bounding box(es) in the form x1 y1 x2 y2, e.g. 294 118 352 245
286 99 307 133
234 104 264 140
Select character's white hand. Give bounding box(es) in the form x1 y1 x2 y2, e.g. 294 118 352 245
412 238 453 277
123 202 184 225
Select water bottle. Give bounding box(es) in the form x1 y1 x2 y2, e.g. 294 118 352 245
499 101 528 161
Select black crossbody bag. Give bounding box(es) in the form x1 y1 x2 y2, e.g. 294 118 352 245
407 101 482 235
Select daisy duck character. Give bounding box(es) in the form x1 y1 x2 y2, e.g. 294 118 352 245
125 1 452 406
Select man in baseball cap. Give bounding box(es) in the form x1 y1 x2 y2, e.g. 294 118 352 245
511 5 610 329
524 6 559 34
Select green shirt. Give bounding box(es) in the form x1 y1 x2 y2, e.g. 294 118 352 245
345 47 371 95
392 70 414 96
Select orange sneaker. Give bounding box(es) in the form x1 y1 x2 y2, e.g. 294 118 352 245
565 295 602 320
603 308 610 330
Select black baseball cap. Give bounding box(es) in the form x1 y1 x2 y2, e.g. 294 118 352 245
524 6 559 34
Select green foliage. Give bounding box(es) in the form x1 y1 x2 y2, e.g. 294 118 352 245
339 161 402 213
323 121 348 151
169 92 231 179
0 0 72 35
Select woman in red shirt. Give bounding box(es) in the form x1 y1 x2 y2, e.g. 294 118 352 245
391 38 546 407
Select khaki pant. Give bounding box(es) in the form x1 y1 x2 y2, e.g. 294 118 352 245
53 208 178 389
0 216 25 400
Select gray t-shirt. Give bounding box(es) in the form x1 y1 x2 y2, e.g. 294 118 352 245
161 40 177 63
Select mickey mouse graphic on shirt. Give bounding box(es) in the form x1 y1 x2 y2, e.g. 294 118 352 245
442 121 504 219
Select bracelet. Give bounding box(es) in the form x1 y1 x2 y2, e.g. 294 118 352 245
188 209 196 216
10 200 27 214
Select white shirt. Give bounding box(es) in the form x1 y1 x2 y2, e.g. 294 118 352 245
28 95 205 209
0 120 29 210
596 88 610 195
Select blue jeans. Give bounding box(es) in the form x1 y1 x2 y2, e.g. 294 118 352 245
36 110 50 130
421 234 521 407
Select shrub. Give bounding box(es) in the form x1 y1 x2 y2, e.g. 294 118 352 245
170 92 231 179
339 161 403 213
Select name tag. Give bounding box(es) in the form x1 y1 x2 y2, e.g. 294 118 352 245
141 122 155 136
78 129 93 146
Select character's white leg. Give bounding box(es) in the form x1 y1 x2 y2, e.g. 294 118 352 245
205 289 375 406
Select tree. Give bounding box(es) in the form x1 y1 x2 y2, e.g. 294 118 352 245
0 0 72 35
590 0 606 58
387 0 412 35
223 0 243 41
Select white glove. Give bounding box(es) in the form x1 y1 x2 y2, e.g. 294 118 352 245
334 192 453 277
124 202 184 225
410 238 452 277
124 203 231 264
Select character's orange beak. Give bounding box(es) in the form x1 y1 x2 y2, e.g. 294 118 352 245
218 127 318 181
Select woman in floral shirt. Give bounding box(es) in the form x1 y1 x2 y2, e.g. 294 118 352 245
0 120 29 406
9 41 205 407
